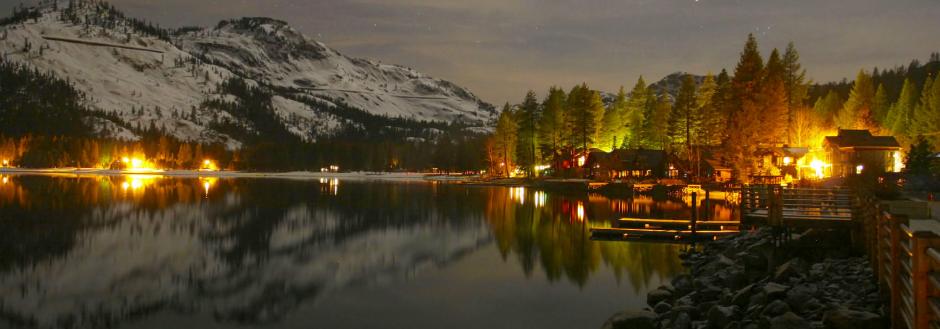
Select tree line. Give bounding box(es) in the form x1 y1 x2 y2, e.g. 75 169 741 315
488 34 940 178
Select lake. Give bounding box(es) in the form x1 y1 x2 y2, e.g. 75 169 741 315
0 174 739 329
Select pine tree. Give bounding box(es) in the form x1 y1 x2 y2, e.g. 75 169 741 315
537 87 567 164
696 73 720 146
647 93 672 150
565 83 605 152
782 42 809 145
885 78 919 139
491 104 519 177
837 70 876 130
872 84 889 127
598 86 627 151
726 34 765 178
711 69 733 144
623 76 649 148
813 90 843 129
669 74 698 155
760 49 788 143
515 90 540 172
912 75 940 146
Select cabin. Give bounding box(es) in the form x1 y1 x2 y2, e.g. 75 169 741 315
702 158 733 183
753 146 809 180
586 149 681 181
823 129 902 177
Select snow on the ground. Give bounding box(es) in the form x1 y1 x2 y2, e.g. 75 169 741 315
1 5 495 146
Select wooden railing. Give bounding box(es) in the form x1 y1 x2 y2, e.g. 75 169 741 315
741 185 855 228
867 206 940 329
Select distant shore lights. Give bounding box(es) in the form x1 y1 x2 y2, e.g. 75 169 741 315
121 156 157 172
201 159 219 171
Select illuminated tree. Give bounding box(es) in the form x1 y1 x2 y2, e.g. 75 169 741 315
726 34 764 178
490 104 518 177
598 87 628 151
885 78 919 140
536 87 567 164
565 83 605 152
783 42 809 144
837 70 876 130
515 90 540 172
647 94 672 150
623 77 649 148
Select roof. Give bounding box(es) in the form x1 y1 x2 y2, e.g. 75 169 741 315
703 158 732 171
591 149 668 171
824 129 900 149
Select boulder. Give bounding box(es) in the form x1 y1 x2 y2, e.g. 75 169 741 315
655 301 673 314
761 300 791 317
648 288 674 306
785 284 819 311
601 310 657 329
731 284 755 308
668 312 692 329
769 312 811 329
707 305 739 329
774 259 807 282
672 274 694 294
822 308 885 329
762 282 790 300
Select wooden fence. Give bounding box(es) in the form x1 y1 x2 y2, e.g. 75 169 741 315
862 198 940 329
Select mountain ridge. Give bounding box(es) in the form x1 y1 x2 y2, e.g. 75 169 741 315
0 0 496 148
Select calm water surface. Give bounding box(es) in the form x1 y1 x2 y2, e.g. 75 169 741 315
0 175 739 329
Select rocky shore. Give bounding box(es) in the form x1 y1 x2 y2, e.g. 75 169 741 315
603 228 888 329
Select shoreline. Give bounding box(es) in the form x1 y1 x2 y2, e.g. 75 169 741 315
602 228 885 329
0 167 469 182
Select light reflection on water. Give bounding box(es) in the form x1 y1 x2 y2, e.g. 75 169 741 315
0 175 735 329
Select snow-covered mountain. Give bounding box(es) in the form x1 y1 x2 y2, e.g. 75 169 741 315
0 1 495 148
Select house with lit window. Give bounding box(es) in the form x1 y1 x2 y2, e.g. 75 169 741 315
586 149 681 181
823 129 902 178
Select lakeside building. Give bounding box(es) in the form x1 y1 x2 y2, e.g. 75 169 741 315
823 129 902 177
584 149 683 182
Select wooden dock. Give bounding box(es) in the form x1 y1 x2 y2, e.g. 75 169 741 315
591 192 741 242
742 185 856 229
591 218 740 241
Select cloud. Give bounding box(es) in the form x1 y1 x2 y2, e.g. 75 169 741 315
2 0 939 104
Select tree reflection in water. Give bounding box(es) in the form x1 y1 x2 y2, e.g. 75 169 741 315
0 175 734 328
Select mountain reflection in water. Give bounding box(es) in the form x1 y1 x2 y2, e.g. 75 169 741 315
0 175 736 329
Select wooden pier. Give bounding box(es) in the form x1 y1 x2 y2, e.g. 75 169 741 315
591 191 742 242
741 185 856 229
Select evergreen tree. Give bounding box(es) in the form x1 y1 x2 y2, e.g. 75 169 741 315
813 90 843 129
598 86 627 151
726 34 765 178
669 74 698 155
782 42 809 144
904 136 934 176
837 70 876 130
911 75 940 143
885 78 919 139
872 84 889 127
696 73 720 146
623 76 649 148
537 87 567 164
647 93 672 150
515 90 540 173
711 69 733 144
491 104 519 177
565 83 605 152
760 49 788 143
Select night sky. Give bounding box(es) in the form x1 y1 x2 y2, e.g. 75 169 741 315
2 0 939 104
